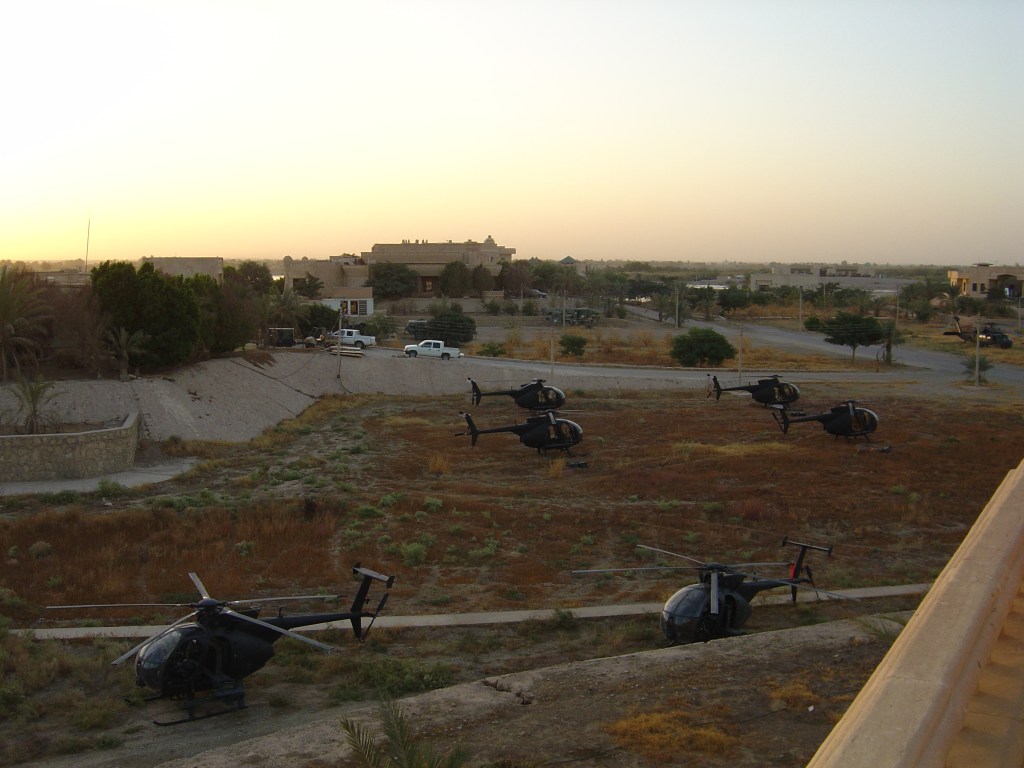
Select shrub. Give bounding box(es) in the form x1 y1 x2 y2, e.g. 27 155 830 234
559 334 587 357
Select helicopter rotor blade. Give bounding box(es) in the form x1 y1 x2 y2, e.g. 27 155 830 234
189 572 211 600
223 607 336 653
571 566 705 576
111 610 199 665
47 602 192 610
226 594 341 606
636 544 707 567
709 571 720 614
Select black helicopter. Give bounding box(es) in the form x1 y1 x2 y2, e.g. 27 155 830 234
575 538 835 644
943 316 1013 348
771 400 879 439
469 377 567 411
48 564 394 724
457 410 582 453
707 374 800 406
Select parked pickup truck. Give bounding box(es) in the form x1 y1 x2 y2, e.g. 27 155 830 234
327 328 376 349
403 340 463 360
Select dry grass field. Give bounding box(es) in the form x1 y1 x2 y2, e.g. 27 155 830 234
2 374 1024 765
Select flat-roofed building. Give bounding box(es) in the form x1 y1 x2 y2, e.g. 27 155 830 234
948 263 1024 300
363 235 513 296
281 254 374 318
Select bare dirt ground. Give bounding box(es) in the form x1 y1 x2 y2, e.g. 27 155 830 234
5 318 1024 767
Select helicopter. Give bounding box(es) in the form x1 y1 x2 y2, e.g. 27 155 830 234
47 564 394 725
457 410 582 453
770 400 879 439
469 377 567 411
943 316 1013 348
707 374 800 406
574 538 835 644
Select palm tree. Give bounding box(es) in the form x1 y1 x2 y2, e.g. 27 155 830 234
270 287 306 331
0 266 52 381
105 327 149 381
340 698 468 768
12 375 60 434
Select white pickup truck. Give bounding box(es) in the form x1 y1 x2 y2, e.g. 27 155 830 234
403 340 463 360
328 328 376 349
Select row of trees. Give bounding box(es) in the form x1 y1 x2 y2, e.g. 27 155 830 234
0 262 344 381
369 259 1014 329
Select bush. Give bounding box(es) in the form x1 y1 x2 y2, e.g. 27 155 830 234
670 328 736 367
559 334 587 357
477 342 506 357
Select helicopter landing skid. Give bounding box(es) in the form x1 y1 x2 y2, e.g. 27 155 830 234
152 686 247 727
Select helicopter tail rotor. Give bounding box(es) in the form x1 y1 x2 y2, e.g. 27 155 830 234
707 375 723 400
457 412 481 446
348 564 396 641
468 378 483 406
770 404 791 434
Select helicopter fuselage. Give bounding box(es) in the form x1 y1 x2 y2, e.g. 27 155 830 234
659 574 793 644
135 607 363 697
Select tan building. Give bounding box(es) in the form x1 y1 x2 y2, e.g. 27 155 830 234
363 235 514 296
281 255 374 317
948 263 1023 300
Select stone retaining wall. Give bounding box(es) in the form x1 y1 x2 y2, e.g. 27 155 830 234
0 412 139 483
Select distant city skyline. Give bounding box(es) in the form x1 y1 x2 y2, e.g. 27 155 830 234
2 1 1020 266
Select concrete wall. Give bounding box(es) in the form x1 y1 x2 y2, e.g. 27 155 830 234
808 456 1024 767
0 412 139 483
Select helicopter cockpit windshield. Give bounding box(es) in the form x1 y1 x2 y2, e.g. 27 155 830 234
136 625 205 689
663 585 708 619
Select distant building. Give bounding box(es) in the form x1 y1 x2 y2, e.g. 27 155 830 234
281 255 374 318
363 235 514 296
749 262 914 294
141 256 224 283
948 264 1024 300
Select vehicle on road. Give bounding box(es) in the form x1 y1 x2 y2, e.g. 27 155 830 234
328 328 376 349
404 340 463 360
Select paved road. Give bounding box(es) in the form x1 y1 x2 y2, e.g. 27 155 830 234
22 584 929 641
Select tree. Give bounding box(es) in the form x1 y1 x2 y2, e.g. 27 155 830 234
498 260 534 297
270 286 306 330
438 261 471 298
232 260 274 294
0 266 51 380
962 352 994 384
559 333 587 357
716 286 751 315
879 319 906 365
106 327 149 381
340 698 468 768
426 304 476 345
470 265 494 294
90 261 200 369
822 312 884 363
11 375 60 434
670 328 736 367
689 287 717 321
296 274 323 299
367 262 418 299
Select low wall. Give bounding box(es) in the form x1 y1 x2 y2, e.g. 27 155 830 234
0 412 140 483
807 456 1024 767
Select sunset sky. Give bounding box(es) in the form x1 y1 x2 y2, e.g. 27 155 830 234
2 1 1020 265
